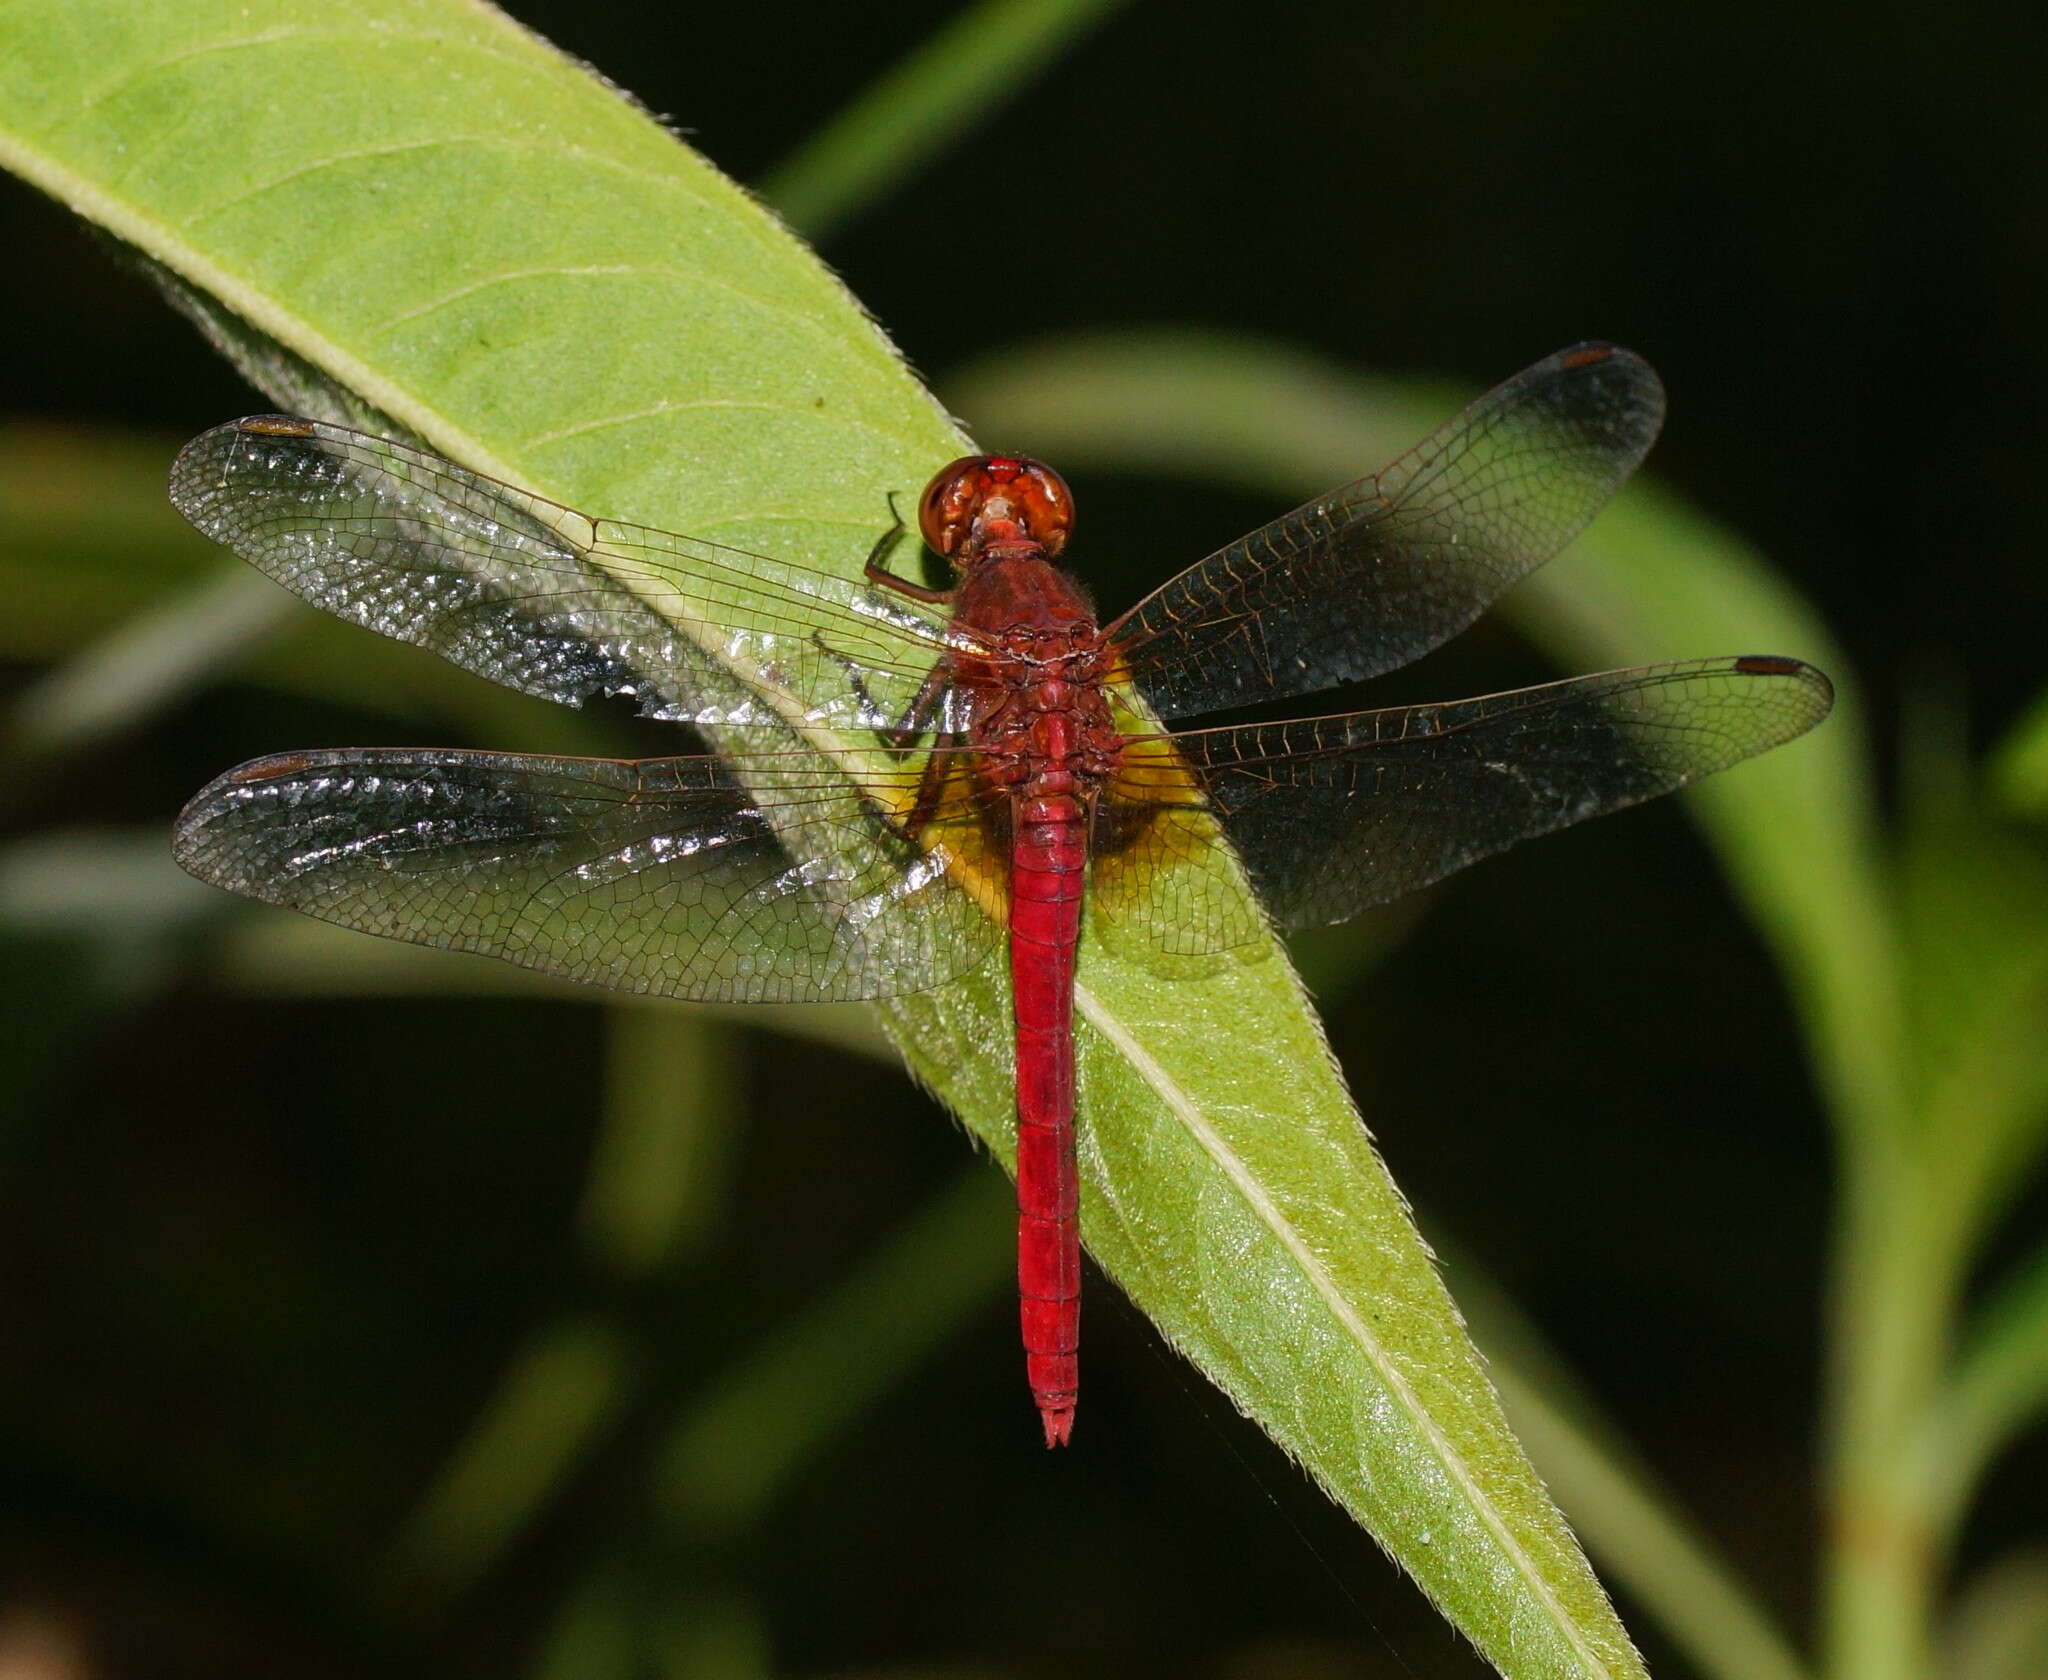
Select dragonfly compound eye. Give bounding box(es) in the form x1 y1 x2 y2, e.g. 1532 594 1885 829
918 456 1075 560
1006 458 1074 555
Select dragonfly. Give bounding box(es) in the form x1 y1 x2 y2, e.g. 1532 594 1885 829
169 343 1833 1447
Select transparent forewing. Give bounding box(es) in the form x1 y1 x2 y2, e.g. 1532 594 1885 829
169 418 974 733
172 746 1003 1003
1089 725 1269 957
1102 657 1834 941
1105 344 1666 719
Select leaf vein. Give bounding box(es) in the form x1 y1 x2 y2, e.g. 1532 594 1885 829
58 24 581 132
373 262 655 330
525 397 932 459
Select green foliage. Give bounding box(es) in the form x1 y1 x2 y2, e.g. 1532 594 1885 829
1 6 2043 1680
2 5 1655 1678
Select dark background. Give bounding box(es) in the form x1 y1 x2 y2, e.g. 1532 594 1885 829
2 2 2042 1677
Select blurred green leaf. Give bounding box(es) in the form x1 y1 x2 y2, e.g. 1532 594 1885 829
382 1011 747 1608
0 423 223 646
213 912 896 1059
0 11 1658 1675
1990 683 2048 820
1919 1246 2048 1548
529 1562 639 1680
1906 918 2048 1259
1899 716 2048 1107
382 1317 629 1604
655 1593 772 1680
1942 1551 2048 1680
7 568 295 764
1892 726 2048 1268
0 423 619 758
0 826 218 997
659 1169 1010 1536
581 1010 744 1274
762 0 1131 239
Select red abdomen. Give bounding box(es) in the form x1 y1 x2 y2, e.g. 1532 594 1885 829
1010 792 1086 1447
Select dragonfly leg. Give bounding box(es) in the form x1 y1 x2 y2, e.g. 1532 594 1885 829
890 738 962 843
808 632 950 750
864 498 956 606
880 665 951 750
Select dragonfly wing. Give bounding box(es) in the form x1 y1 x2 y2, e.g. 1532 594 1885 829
1105 344 1665 719
1089 730 1270 957
1098 657 1833 945
173 747 1002 1003
170 418 969 734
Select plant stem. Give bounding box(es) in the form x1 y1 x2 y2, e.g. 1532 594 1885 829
1822 1141 1965 1680
761 0 1130 239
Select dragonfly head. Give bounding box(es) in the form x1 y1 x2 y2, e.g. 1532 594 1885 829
919 455 1074 568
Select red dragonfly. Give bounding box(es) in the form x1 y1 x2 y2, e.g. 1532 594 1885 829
169 343 1831 1447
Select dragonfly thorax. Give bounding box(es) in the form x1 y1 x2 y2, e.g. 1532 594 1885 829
952 557 1098 660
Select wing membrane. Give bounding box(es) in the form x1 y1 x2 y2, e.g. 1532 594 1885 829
1090 728 1267 956
169 418 973 734
1101 657 1833 941
1106 344 1665 718
172 745 1002 1003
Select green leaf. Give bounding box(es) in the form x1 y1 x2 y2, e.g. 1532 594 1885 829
0 11 1647 1676
0 423 617 758
1942 1551 2048 1680
1895 757 2048 1249
659 1170 1013 1537
1919 1243 2048 1548
1991 682 2048 820
381 1316 629 1605
761 0 1133 240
